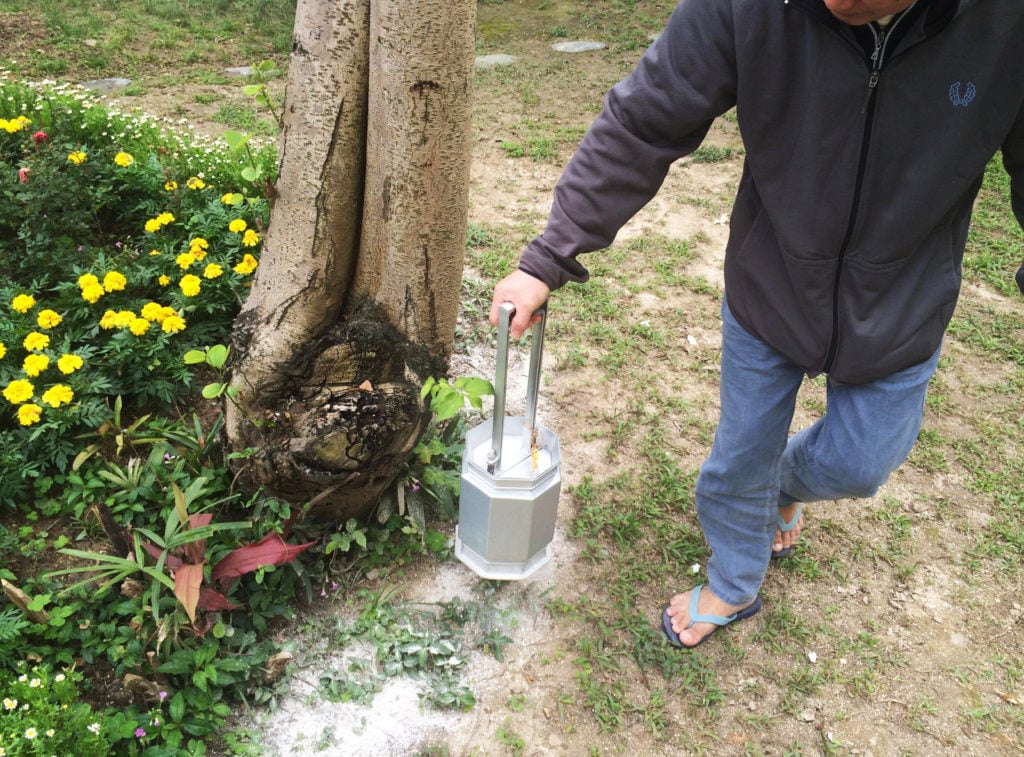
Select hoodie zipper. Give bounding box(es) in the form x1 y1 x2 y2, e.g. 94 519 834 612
823 14 907 373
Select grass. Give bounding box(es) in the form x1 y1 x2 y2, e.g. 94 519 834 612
0 0 295 83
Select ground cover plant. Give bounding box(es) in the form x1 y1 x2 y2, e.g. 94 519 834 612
1 0 1024 755
0 69 325 755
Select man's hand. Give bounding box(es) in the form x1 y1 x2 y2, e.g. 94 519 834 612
490 270 552 339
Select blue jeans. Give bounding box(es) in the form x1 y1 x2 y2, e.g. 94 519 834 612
694 299 941 606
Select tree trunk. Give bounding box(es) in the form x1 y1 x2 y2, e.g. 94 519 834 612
226 0 475 522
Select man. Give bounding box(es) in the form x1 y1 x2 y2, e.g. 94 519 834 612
489 0 1024 648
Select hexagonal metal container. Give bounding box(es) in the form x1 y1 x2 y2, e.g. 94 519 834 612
456 416 561 579
455 304 561 580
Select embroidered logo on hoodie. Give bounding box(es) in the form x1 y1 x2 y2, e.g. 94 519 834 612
949 81 976 107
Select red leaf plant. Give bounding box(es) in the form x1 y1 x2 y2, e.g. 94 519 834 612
138 494 316 629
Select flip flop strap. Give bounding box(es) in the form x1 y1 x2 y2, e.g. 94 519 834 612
686 584 738 628
777 502 803 533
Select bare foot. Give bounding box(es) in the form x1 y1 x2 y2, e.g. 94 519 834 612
773 501 803 554
664 585 755 647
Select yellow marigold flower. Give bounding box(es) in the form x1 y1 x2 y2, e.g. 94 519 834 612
114 310 135 328
23 354 49 377
176 252 196 270
78 273 99 289
99 310 119 329
114 151 135 167
165 180 178 191
82 283 105 303
140 302 165 322
1 115 30 133
68 150 88 165
57 354 84 374
158 274 171 287
41 385 74 408
203 263 224 279
36 309 62 329
12 294 36 313
228 219 247 234
3 379 35 404
179 275 201 297
242 229 260 247
160 306 177 320
186 176 206 190
221 192 239 205
0 342 5 360
23 332 49 351
145 212 176 233
103 271 128 292
162 314 186 334
149 249 162 256
189 237 209 254
129 317 151 336
233 253 258 275
18 403 42 426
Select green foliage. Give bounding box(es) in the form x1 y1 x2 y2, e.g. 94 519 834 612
0 80 271 507
323 593 477 712
0 662 111 756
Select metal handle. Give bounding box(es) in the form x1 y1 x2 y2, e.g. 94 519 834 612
487 302 547 473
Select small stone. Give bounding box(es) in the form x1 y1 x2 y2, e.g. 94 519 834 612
800 709 816 722
548 734 562 748
263 652 294 684
84 39 97 47
123 673 161 704
475 54 518 69
79 78 131 94
551 41 606 53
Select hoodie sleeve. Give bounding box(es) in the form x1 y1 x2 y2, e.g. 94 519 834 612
1001 99 1024 293
518 0 740 290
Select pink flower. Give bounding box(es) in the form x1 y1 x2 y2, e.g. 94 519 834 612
18 167 30 183
135 727 146 738
32 130 47 145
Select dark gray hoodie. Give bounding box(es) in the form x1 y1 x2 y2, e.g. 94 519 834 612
519 0 1024 384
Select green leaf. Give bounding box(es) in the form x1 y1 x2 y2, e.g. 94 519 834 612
456 377 494 397
241 166 261 182
169 692 186 723
431 389 464 421
223 130 250 151
202 383 225 399
183 349 207 365
241 84 264 97
27 593 51 612
419 376 436 401
206 344 229 369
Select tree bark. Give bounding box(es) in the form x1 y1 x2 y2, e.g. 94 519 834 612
226 0 475 522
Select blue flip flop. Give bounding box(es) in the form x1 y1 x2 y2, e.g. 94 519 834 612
772 502 803 558
661 584 763 649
